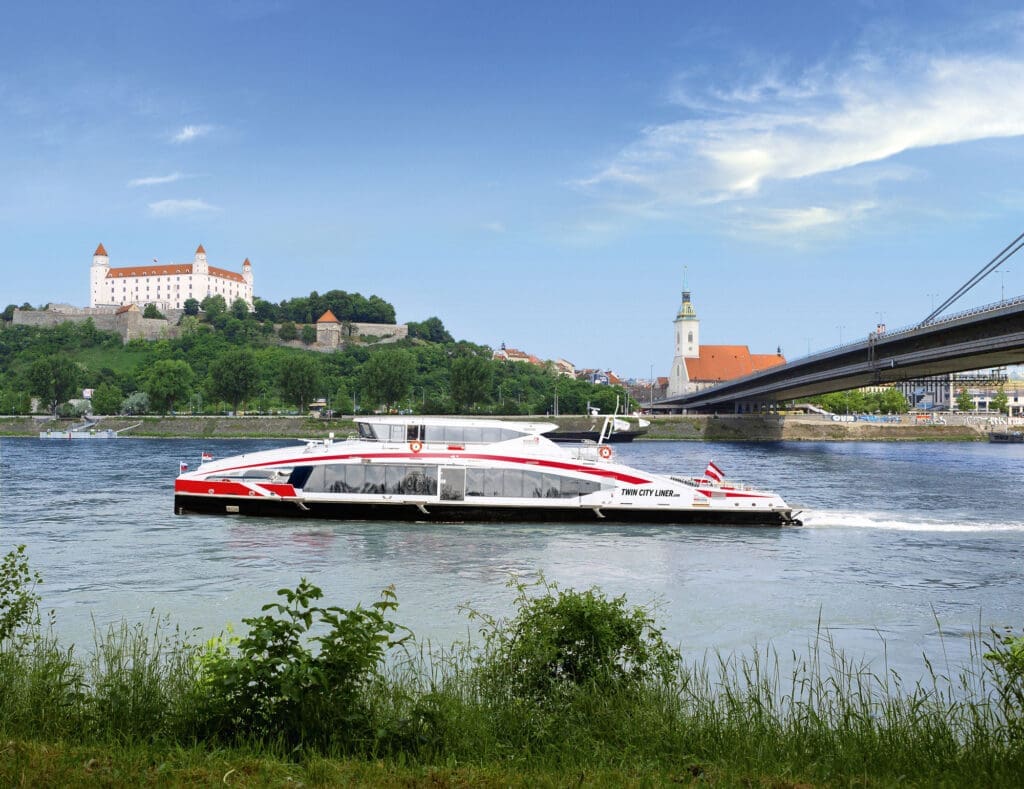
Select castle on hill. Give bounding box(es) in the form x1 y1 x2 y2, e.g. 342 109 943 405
89 243 254 312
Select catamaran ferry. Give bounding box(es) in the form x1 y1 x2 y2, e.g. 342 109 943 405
173 416 801 526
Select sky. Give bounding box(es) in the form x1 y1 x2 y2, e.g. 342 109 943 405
4 0 1024 379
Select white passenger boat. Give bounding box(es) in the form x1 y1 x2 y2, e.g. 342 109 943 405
173 416 801 526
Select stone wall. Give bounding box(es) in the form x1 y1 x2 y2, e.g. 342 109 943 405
11 305 181 342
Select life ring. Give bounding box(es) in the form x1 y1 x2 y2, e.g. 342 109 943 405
409 440 423 453
598 445 612 460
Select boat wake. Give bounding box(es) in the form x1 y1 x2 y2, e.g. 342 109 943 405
800 509 1024 533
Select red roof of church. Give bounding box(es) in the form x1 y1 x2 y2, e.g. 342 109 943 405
317 310 339 323
94 243 107 256
196 244 206 254
685 346 786 382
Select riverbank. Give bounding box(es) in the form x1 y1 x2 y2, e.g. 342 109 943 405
0 413 990 440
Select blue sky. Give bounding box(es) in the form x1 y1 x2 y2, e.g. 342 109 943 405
4 1 1024 378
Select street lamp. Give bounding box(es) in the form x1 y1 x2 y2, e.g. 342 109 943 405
836 325 845 345
649 363 654 407
1001 270 1011 302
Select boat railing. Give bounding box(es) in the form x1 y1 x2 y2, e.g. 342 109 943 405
671 475 756 491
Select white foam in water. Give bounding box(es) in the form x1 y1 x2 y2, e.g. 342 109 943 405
800 509 1024 533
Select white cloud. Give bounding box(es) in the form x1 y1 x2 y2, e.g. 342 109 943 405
171 124 213 143
148 198 219 216
128 172 185 187
483 221 506 233
582 50 1024 211
744 201 878 234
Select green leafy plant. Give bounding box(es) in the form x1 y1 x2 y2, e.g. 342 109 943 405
985 627 1024 742
467 575 681 703
0 545 42 646
198 579 408 748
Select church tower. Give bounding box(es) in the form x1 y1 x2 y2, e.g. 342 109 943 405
90 243 110 308
667 279 699 397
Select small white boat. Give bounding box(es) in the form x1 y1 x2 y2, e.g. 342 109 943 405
174 416 800 526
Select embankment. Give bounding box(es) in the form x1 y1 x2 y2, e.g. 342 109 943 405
0 414 987 441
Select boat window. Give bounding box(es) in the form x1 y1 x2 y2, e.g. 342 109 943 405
358 423 379 441
423 425 445 442
406 425 421 441
288 466 316 489
503 469 525 498
480 427 503 444
389 425 405 442
440 467 465 501
465 468 485 497
363 464 385 493
445 426 466 444
540 473 560 498
484 468 503 497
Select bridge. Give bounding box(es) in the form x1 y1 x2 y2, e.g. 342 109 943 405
653 296 1024 413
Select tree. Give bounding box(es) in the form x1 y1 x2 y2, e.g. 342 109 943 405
201 294 227 319
2 304 16 322
121 391 150 415
145 359 195 414
359 349 415 409
991 385 1010 414
878 387 909 414
451 355 493 410
956 388 975 412
301 324 318 345
143 303 165 319
278 321 298 341
183 298 200 316
407 316 454 343
277 355 322 413
209 349 259 414
90 382 124 415
26 356 80 415
231 298 250 320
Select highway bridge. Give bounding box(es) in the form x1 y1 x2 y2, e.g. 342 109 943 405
653 296 1024 413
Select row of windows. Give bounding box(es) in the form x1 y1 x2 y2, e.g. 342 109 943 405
303 464 439 495
294 462 603 499
358 423 527 444
465 468 603 498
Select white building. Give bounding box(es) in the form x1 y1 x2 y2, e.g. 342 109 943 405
89 243 254 312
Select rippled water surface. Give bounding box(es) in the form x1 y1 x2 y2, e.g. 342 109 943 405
2 436 1022 679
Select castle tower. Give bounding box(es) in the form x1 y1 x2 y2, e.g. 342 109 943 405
242 257 253 287
89 243 110 307
667 280 699 397
193 244 208 275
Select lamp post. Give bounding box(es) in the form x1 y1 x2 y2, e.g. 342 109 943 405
649 363 654 407
836 325 845 345
1001 270 1011 302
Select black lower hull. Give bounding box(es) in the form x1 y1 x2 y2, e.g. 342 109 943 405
174 495 798 526
549 429 648 443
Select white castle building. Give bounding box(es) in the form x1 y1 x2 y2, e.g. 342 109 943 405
89 243 254 312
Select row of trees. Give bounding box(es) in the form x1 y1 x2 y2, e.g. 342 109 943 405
0 318 632 418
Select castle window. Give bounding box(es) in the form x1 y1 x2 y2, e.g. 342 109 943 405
688 331 693 342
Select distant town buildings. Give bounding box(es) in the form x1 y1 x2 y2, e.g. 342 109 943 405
493 344 576 377
89 243 254 312
667 283 785 396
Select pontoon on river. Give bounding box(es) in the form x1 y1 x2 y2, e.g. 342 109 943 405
173 416 801 526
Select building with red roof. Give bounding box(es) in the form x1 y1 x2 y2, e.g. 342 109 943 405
89 244 254 312
667 284 785 396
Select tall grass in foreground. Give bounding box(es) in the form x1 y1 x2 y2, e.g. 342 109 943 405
2 546 1022 785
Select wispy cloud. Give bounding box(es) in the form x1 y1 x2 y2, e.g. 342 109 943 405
483 221 506 233
128 172 186 188
148 198 219 217
171 124 213 143
580 46 1024 228
744 201 878 234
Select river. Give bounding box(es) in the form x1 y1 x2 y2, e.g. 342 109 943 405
1 436 1021 681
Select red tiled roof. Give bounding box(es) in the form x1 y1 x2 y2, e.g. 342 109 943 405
196 244 206 255
243 258 252 267
115 304 138 315
94 243 107 256
317 310 339 323
104 262 245 283
684 345 786 382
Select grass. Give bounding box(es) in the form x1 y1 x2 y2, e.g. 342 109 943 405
1 580 1022 787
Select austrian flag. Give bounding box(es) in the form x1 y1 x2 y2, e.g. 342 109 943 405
704 461 724 483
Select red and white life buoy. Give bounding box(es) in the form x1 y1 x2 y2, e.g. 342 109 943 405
598 445 612 460
409 440 423 453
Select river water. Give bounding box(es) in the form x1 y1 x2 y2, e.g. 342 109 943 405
1 436 1021 681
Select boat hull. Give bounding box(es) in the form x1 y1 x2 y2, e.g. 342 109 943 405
174 493 799 526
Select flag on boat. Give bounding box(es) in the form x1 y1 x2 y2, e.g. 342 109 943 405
201 451 213 462
704 460 724 483
179 461 189 473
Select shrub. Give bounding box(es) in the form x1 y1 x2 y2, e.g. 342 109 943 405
197 579 408 749
986 627 1024 742
467 576 680 703
1 545 41 646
